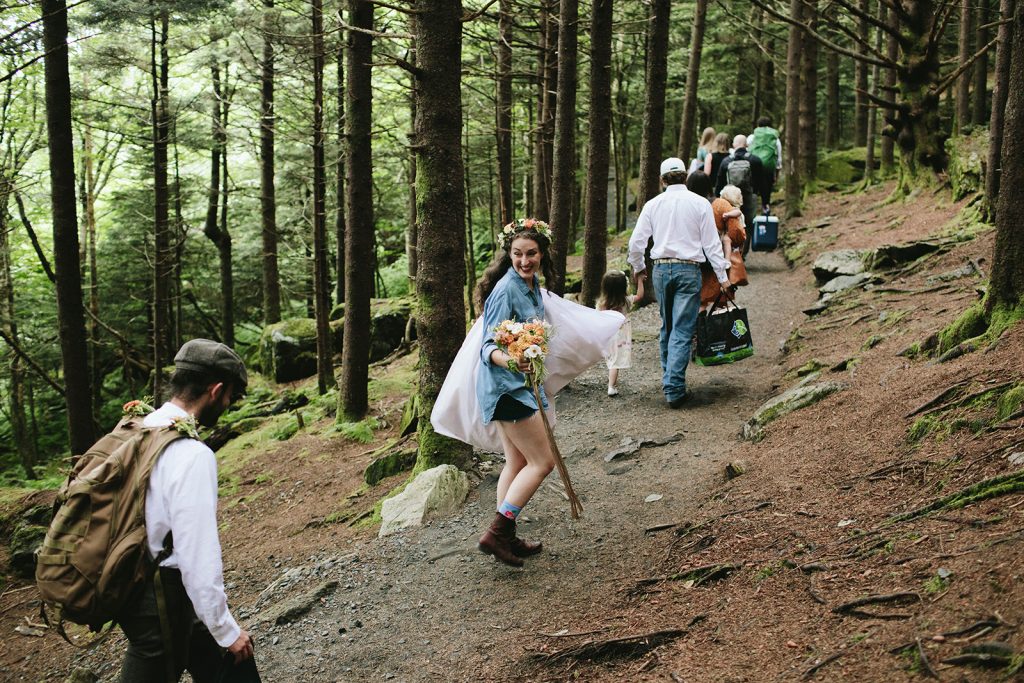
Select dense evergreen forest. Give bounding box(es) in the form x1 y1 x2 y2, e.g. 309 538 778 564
1 0 1022 486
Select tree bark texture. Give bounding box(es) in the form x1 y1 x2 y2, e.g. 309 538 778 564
151 11 172 399
988 0 1024 310
312 0 333 395
495 0 514 227
865 1 885 181
972 0 991 126
799 0 819 180
261 0 281 324
637 0 671 210
42 0 94 455
854 0 870 146
677 0 708 161
547 0 579 296
336 32 348 305
413 0 471 470
531 4 557 222
825 48 840 147
955 0 973 134
985 0 1014 217
784 0 804 218
340 0 375 419
581 0 613 308
881 6 899 172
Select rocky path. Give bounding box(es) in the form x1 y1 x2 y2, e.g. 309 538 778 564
250 249 813 682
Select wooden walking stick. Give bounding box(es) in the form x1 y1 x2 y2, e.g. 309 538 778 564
532 383 583 519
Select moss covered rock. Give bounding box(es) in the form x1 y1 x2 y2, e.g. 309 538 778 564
743 381 845 441
816 147 876 185
945 130 989 201
10 520 47 579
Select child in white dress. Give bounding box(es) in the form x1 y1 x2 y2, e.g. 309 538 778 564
597 270 641 396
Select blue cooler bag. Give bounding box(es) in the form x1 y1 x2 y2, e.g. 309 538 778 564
751 210 779 252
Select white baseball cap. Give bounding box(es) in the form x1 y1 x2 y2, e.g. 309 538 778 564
660 157 686 176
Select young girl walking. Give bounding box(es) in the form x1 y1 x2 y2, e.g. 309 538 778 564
598 270 641 396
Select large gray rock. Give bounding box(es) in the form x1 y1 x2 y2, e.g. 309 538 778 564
819 272 874 294
257 580 338 625
258 319 343 383
812 249 866 283
743 381 845 441
379 465 469 537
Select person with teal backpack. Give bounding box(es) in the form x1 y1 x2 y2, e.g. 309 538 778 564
749 116 782 212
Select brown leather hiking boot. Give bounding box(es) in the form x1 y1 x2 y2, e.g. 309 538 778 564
478 513 523 567
510 522 542 557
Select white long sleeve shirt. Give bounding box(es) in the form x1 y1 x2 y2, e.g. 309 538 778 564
144 402 240 648
627 184 730 284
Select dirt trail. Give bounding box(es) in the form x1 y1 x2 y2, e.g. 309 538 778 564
246 249 810 682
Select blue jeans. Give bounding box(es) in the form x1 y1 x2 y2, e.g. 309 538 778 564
652 262 701 401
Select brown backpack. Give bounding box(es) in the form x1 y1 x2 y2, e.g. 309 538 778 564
35 416 186 631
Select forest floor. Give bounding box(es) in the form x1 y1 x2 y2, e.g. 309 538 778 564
2 179 1023 682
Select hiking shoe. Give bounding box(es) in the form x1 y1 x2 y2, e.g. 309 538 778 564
667 393 692 409
607 386 619 396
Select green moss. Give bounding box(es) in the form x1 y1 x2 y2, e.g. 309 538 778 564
944 130 988 200
997 385 1024 420
909 415 941 443
816 147 871 185
937 302 988 354
783 240 807 265
988 300 1024 340
335 417 381 444
862 334 884 350
270 417 301 441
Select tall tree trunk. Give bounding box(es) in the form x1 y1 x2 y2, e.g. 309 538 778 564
955 0 974 134
413 0 472 471
825 49 840 147
203 58 232 346
495 0 514 227
340 0 374 420
854 0 870 146
986 0 1015 219
463 121 476 320
784 0 805 218
881 6 899 172
987 0 1024 313
42 0 93 455
405 42 417 282
677 0 708 161
799 0 819 180
532 4 557 221
0 186 36 477
312 0 332 395
637 0 671 209
547 0 579 295
151 10 172 398
865 1 885 182
581 0 613 308
80 120 102 425
336 31 347 305
261 0 281 324
972 0 991 126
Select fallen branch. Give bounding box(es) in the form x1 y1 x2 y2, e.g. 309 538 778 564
802 650 846 679
942 616 1003 638
630 563 739 595
916 638 939 679
672 501 772 541
904 378 973 418
538 628 691 664
832 592 921 619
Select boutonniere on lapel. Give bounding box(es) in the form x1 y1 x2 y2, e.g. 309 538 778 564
169 415 200 439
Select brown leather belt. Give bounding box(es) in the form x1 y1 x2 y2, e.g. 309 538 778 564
653 258 699 265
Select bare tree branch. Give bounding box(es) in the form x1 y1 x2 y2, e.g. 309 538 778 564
462 0 500 22
13 190 55 282
0 328 65 396
933 36 999 96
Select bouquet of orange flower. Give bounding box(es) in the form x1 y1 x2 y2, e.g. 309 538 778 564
492 318 553 387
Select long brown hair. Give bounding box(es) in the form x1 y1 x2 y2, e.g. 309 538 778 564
712 132 730 153
474 231 555 311
597 270 629 313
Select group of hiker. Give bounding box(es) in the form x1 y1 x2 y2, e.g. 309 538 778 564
33 116 783 682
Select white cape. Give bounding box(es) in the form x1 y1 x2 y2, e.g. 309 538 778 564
430 290 625 453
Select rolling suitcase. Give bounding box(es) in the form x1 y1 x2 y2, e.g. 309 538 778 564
751 210 779 252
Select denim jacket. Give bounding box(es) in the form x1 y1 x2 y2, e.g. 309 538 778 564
476 268 549 424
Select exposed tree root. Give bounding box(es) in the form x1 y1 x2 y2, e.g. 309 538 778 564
916 638 940 679
887 470 1024 524
628 563 739 595
537 627 692 664
671 501 772 541
832 592 921 619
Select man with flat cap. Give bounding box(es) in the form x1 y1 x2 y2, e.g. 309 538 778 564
118 339 261 682
628 158 730 408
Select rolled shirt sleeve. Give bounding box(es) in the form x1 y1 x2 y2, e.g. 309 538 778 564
163 442 241 648
627 206 654 275
480 285 512 366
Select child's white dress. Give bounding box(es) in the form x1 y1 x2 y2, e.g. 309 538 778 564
604 296 633 370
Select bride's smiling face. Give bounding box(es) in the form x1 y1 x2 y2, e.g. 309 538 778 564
510 236 542 283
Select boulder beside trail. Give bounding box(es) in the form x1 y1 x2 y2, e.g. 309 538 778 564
379 465 468 537
743 382 845 441
945 130 987 200
812 249 866 284
819 272 874 295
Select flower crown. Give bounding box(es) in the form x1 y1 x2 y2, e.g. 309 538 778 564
501 218 551 252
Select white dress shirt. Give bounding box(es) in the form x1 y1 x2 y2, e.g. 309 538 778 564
627 184 729 283
144 402 241 648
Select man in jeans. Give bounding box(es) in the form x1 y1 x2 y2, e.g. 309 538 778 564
628 158 730 408
118 339 260 682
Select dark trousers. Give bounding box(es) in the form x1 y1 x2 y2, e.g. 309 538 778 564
118 567 261 683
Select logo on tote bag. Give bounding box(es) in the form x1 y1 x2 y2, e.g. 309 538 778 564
731 319 748 338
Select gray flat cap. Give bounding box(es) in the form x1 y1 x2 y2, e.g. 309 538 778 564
174 339 248 390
